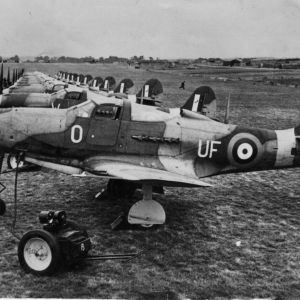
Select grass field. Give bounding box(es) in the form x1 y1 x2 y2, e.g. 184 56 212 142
0 63 300 299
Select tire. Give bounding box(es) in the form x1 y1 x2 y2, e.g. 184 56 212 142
0 199 6 215
18 230 61 276
7 153 25 170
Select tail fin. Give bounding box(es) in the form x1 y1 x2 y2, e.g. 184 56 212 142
83 74 93 85
100 76 116 91
114 78 134 93
72 73 78 84
89 76 103 89
295 125 300 164
136 78 163 106
70 73 77 83
77 74 84 85
7 67 10 86
182 86 216 118
0 62 3 94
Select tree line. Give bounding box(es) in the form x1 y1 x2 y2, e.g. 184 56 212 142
33 55 156 64
0 55 20 63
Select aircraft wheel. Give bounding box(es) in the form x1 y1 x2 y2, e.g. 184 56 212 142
107 179 137 199
140 224 154 229
18 230 61 276
0 199 6 215
7 153 25 170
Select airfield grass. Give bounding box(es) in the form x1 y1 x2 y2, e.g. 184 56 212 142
0 63 300 299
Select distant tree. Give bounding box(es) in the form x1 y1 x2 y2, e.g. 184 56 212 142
149 57 153 61
10 55 19 63
58 56 66 62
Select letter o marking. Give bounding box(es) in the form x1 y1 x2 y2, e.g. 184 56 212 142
71 125 83 143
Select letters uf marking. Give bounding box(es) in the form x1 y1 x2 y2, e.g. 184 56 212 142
198 140 221 158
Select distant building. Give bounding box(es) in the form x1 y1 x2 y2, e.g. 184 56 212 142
223 59 241 67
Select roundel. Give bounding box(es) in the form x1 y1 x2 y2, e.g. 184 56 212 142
227 133 263 168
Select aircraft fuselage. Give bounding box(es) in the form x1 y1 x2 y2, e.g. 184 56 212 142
0 96 299 183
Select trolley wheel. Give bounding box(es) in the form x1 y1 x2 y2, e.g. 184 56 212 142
7 153 25 170
0 199 6 215
18 229 61 276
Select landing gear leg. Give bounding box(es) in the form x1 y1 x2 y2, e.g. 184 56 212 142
0 198 6 215
127 184 166 227
94 179 137 200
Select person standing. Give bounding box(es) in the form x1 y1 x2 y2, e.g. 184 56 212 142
179 80 185 89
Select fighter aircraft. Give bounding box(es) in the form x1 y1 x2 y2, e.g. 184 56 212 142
0 73 153 110
3 71 60 94
0 85 299 229
0 63 24 94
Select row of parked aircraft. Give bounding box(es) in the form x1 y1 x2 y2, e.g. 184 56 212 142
0 66 300 220
0 65 298 222
0 64 299 274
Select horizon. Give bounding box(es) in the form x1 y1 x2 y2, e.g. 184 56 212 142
4 55 300 61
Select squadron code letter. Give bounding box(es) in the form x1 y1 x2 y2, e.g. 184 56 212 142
198 140 221 158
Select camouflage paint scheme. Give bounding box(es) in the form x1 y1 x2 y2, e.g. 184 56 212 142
0 90 299 188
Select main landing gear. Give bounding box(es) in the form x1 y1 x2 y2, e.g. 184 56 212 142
128 184 166 227
6 153 40 172
96 179 166 228
0 198 6 215
7 153 25 170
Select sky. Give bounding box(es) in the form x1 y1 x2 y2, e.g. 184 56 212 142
1 0 300 59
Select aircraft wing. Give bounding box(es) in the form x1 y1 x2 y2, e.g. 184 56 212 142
25 157 211 187
84 160 212 187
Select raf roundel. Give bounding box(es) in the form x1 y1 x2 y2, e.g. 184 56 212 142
227 133 263 168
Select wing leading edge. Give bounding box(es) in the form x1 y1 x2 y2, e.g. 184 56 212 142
25 157 212 187
84 160 212 187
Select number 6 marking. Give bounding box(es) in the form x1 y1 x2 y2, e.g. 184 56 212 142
71 125 83 143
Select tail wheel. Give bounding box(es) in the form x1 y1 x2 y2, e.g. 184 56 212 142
0 199 6 215
7 153 25 170
18 230 61 276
